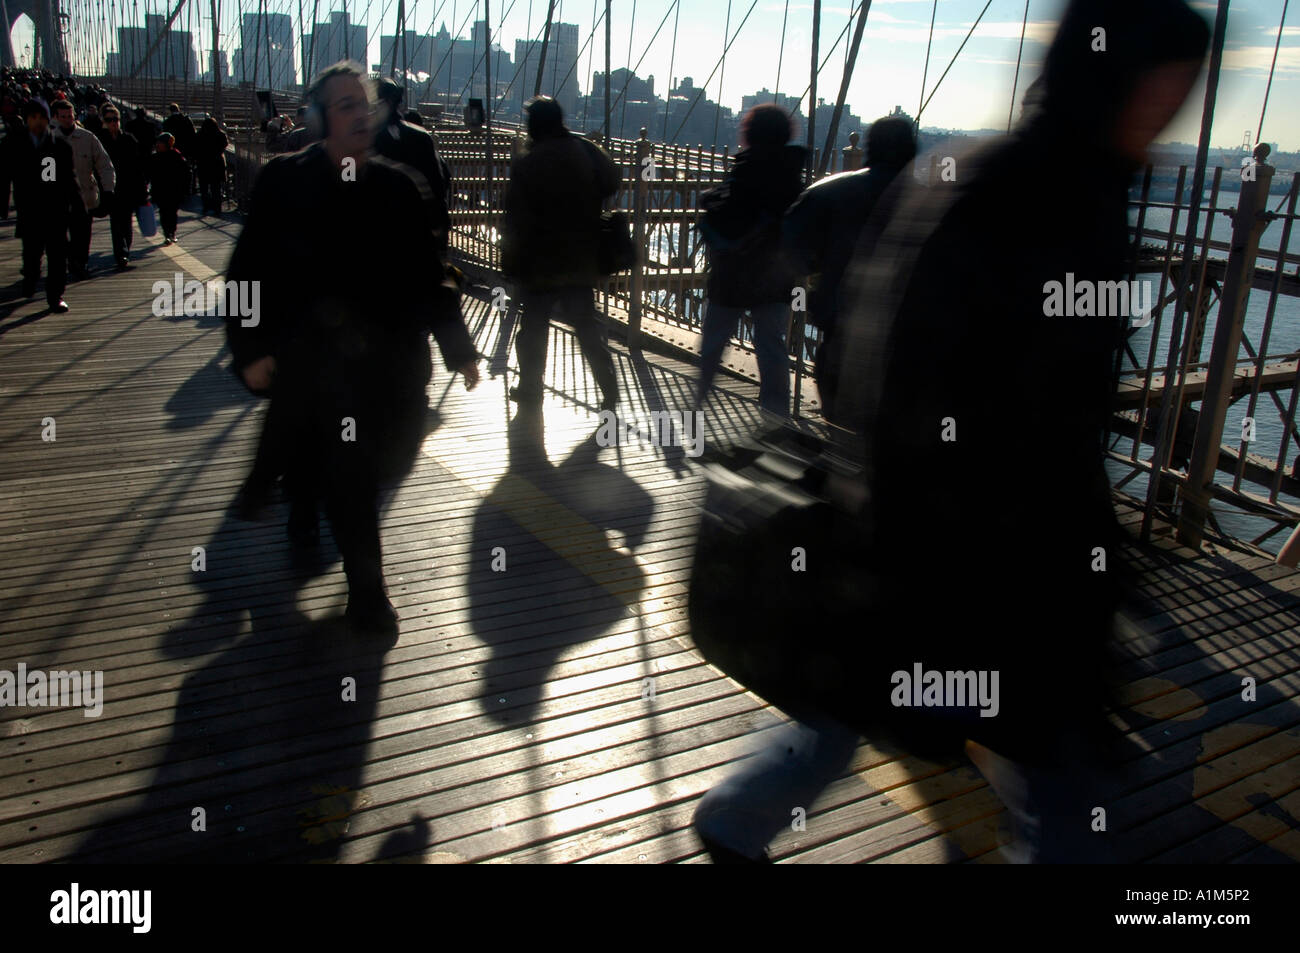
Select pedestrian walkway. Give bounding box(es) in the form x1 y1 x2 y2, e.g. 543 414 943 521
0 205 1297 863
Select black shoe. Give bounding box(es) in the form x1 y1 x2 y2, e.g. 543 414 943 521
697 833 772 865
287 503 320 548
49 300 69 313
509 386 542 404
345 590 399 636
116 257 130 271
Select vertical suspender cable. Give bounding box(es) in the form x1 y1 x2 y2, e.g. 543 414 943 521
1007 0 1029 131
711 0 730 153
918 0 935 119
1257 0 1289 148
661 0 678 139
773 0 788 101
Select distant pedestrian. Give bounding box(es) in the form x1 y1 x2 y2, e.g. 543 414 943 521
500 95 621 410
149 132 188 244
782 114 916 421
125 108 159 160
696 104 805 419
374 78 451 254
195 116 228 215
0 97 78 311
51 97 115 281
95 105 146 269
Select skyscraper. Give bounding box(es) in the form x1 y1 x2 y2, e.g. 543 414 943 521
237 12 295 88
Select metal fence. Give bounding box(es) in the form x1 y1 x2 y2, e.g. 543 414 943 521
226 118 1300 549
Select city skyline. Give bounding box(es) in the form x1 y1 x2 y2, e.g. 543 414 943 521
18 0 1300 152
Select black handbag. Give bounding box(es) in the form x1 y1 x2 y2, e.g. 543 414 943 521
597 209 637 275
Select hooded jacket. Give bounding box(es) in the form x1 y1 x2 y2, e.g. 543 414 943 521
810 0 1213 762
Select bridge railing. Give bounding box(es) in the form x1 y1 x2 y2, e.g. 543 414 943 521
1115 157 1300 549
225 114 1300 551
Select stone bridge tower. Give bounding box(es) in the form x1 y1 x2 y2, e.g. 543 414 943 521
0 0 71 73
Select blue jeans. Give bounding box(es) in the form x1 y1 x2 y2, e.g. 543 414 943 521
697 301 791 417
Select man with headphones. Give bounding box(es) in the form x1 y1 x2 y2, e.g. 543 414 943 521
225 61 481 636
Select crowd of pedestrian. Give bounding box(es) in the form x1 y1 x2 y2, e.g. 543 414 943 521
0 66 232 307
1 0 1214 865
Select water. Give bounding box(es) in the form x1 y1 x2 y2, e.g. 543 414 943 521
1114 190 1300 553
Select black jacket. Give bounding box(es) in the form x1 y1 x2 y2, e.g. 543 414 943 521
97 127 146 207
148 148 188 207
162 112 195 157
125 114 159 158
782 160 908 333
374 117 451 249
224 143 476 395
0 127 80 237
699 143 806 307
194 121 228 177
501 132 620 291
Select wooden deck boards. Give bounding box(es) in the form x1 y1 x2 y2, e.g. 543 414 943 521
1 205 1298 864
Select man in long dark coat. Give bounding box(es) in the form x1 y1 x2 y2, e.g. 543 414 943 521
1 97 78 311
225 62 481 635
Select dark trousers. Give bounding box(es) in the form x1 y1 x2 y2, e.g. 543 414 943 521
67 203 92 274
109 204 134 261
281 367 427 598
21 229 67 305
199 171 223 213
158 203 179 238
514 286 617 400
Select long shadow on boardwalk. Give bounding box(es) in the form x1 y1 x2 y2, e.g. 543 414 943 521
70 512 398 863
467 405 653 726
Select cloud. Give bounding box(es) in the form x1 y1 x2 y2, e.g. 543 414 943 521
862 19 1056 45
1223 44 1300 74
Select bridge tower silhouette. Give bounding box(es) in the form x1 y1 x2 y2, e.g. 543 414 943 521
0 0 70 72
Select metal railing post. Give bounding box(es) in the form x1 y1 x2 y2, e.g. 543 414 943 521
629 128 649 347
1177 145 1277 546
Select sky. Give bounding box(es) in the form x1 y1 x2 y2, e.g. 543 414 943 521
19 0 1300 152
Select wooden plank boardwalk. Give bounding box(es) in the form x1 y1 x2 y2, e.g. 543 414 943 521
1 202 1298 864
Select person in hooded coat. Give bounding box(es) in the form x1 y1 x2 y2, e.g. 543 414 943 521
695 104 806 418
688 0 1211 863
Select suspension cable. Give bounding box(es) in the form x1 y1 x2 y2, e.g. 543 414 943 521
773 0 788 100
917 0 994 120
669 0 759 143
661 0 678 138
917 0 936 118
1006 0 1029 132
1257 0 1289 147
